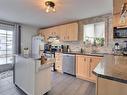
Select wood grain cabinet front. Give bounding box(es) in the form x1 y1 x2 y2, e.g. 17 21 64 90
76 55 89 79
66 23 78 41
55 53 63 73
38 22 78 42
76 55 102 83
113 0 127 27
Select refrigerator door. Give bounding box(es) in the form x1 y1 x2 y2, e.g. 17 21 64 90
32 36 45 58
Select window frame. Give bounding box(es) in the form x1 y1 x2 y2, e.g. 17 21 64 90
83 21 106 46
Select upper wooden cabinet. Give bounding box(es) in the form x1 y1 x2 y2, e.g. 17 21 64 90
113 0 127 27
39 29 49 42
66 23 78 41
113 14 127 27
58 25 67 41
76 55 102 83
113 0 127 14
38 22 78 42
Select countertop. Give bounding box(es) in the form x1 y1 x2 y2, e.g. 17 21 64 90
93 55 127 84
62 51 106 57
15 54 42 60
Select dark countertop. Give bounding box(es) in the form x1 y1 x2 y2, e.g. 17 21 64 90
93 55 127 84
15 54 41 60
62 52 105 57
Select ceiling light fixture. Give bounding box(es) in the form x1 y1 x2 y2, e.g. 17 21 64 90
45 1 56 13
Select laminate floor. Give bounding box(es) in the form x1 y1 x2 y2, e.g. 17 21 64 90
0 72 95 95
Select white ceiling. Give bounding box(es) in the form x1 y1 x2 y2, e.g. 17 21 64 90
0 0 113 28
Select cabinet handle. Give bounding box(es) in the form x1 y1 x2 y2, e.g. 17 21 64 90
84 58 86 62
89 64 91 77
90 58 92 63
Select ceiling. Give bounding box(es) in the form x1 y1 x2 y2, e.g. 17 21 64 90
0 0 113 28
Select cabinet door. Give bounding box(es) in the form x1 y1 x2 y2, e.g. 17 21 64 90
113 0 127 27
55 53 63 72
76 55 89 79
89 57 102 81
113 14 127 27
58 25 67 41
113 0 127 14
39 29 47 42
66 23 78 41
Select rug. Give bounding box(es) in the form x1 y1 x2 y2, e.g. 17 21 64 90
0 70 13 80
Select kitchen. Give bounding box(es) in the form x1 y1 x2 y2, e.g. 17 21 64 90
0 0 127 95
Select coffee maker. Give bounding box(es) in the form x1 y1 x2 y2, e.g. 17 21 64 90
113 43 121 55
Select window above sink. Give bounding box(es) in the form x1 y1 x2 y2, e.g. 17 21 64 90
83 22 105 47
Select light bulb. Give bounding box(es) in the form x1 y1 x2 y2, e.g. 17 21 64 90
52 8 56 12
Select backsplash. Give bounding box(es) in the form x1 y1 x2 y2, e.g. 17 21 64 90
63 41 83 52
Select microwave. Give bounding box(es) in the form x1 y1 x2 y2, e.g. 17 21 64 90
113 27 127 38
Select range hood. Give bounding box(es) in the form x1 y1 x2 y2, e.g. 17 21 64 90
47 36 61 46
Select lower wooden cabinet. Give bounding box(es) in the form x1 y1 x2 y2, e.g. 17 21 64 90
76 55 102 83
89 56 102 81
55 53 63 73
97 77 127 95
76 55 89 79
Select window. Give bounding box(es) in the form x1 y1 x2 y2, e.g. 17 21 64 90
83 22 105 46
0 24 14 65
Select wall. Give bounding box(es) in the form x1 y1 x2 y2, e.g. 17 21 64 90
21 24 38 54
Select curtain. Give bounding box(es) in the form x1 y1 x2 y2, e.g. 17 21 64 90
13 24 21 54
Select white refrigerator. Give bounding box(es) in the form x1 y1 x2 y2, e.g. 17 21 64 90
32 36 45 58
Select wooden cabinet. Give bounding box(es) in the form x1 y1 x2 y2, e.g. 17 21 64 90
66 23 78 41
89 56 102 81
113 14 127 27
113 0 125 14
76 55 102 82
55 53 63 73
38 22 78 42
97 77 127 95
58 25 67 41
76 55 89 79
39 29 49 42
113 0 127 27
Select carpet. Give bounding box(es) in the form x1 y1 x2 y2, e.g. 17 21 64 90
0 70 13 80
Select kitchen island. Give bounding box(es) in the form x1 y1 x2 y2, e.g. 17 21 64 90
93 55 127 95
14 55 55 95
